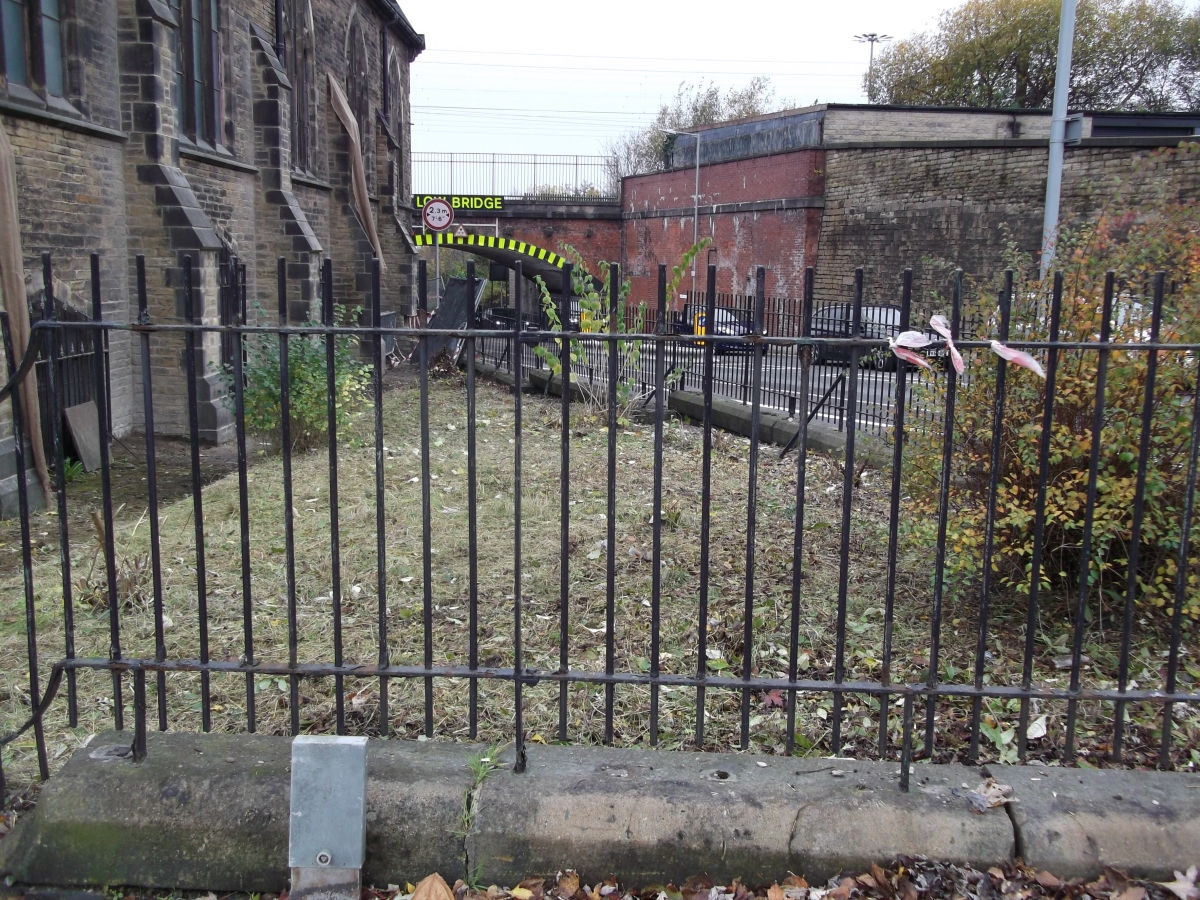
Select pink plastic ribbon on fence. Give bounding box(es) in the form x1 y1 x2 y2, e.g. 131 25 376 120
888 330 935 370
929 315 964 375
989 341 1046 378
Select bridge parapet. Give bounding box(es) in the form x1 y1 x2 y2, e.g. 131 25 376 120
413 152 617 202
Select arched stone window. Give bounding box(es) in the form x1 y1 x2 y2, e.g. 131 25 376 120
345 13 369 179
386 49 403 195
1 0 65 98
387 49 402 137
286 0 314 173
169 0 224 147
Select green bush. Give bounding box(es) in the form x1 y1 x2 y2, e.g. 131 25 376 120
222 304 371 452
903 146 1200 624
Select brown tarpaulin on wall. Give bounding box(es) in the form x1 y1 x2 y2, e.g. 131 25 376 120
0 124 51 506
328 74 385 272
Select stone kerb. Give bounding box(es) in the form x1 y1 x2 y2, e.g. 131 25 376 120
2 732 1198 890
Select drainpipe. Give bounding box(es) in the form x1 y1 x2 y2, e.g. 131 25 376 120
1040 0 1077 279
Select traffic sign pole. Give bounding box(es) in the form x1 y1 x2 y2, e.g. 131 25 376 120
421 198 454 312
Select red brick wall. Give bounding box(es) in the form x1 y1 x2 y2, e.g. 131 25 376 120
494 217 623 280
624 150 825 210
621 150 826 307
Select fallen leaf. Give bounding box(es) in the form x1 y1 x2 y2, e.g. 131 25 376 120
966 778 1015 813
1026 715 1048 741
897 877 918 900
782 877 808 890
512 890 534 900
827 878 856 900
1104 865 1132 895
413 873 457 900
768 885 785 900
1053 653 1091 670
1115 888 1146 900
681 875 715 900
1160 867 1200 900
558 872 580 899
1034 871 1061 889
761 689 786 709
871 864 894 900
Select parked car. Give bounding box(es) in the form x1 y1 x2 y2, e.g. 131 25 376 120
675 305 754 354
810 303 904 369
478 304 581 332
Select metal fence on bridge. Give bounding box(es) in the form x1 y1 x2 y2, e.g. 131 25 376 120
0 252 1197 801
412 152 618 202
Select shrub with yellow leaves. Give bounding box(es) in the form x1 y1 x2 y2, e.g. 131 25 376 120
902 145 1200 624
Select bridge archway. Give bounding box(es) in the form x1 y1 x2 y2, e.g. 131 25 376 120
414 232 569 284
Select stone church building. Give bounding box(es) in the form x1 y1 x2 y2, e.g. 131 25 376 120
0 0 423 508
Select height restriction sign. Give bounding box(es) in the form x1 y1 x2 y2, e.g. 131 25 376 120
422 197 453 232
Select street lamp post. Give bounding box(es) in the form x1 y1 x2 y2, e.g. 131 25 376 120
854 33 892 103
662 128 702 298
1040 0 1079 277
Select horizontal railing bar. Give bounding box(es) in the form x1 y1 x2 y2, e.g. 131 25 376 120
14 319 1200 354
20 319 1200 352
59 657 1200 704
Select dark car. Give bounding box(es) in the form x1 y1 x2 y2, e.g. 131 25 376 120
810 303 904 369
675 305 754 354
478 304 581 332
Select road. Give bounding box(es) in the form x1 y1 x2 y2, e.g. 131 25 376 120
495 339 935 435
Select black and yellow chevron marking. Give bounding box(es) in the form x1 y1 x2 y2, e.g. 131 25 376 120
413 232 565 268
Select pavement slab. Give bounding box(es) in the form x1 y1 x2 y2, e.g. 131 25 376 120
0 731 478 891
997 764 1200 881
468 748 1013 887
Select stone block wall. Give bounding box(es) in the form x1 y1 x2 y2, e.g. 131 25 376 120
814 142 1200 311
0 0 421 467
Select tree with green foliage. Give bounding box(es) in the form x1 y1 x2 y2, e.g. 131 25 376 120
869 0 1200 111
605 77 786 179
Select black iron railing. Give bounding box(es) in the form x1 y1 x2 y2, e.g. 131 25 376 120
475 284 987 438
0 252 1197 799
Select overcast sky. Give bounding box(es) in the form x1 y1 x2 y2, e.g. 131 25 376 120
408 0 973 161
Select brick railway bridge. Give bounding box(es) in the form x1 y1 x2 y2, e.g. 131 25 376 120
414 106 1200 311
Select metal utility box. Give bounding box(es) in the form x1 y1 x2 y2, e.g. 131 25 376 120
289 735 368 898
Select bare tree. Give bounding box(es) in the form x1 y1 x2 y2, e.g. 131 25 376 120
605 77 786 180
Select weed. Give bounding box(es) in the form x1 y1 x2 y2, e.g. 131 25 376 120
457 742 506 837
222 303 371 452
62 457 84 484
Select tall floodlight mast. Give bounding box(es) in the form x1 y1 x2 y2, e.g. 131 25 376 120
854 33 892 103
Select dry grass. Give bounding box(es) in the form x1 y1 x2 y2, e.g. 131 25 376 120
0 370 1196 799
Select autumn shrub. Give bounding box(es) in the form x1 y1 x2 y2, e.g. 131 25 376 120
903 145 1200 624
222 304 371 452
